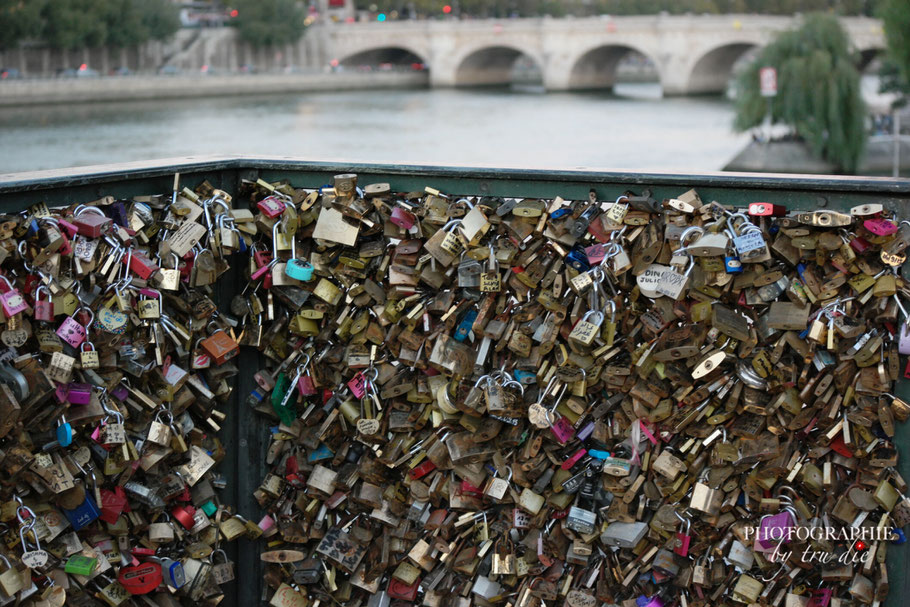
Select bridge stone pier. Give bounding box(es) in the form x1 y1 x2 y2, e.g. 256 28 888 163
322 15 884 95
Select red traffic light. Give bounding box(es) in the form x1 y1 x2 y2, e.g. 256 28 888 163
443 5 452 13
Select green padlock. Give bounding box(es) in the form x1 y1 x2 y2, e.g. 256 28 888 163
65 554 98 576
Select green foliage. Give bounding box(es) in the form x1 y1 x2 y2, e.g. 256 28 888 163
0 0 179 51
233 0 306 47
879 58 909 108
880 0 910 96
733 14 866 173
0 0 44 50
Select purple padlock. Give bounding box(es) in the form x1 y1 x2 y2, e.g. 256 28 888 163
637 595 665 607
66 383 93 405
550 416 575 443
899 323 910 355
755 510 795 551
56 316 86 348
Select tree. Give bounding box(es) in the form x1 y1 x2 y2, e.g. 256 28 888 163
733 14 866 173
233 0 306 47
880 0 910 103
0 0 45 50
40 0 110 50
35 0 178 50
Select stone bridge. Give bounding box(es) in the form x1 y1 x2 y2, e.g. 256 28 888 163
323 15 885 95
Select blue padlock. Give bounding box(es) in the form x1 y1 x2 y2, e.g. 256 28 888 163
512 369 536 385
160 557 186 588
724 256 743 274
565 247 590 272
550 208 573 220
62 494 101 531
308 443 334 463
454 309 478 342
56 415 73 447
285 259 314 282
892 528 906 545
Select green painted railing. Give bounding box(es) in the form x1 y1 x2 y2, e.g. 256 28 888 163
2 157 909 607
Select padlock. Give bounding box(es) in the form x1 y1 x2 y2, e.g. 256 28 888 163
200 326 239 365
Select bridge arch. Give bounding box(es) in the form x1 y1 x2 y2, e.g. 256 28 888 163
857 47 885 72
338 46 429 70
566 44 661 92
452 44 544 87
685 42 760 95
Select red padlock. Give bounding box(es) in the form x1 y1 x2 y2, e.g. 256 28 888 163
72 212 112 238
408 459 436 480
171 505 195 530
117 562 163 595
126 250 159 280
99 487 129 525
748 202 786 217
388 577 420 601
390 206 417 230
33 286 54 322
257 196 286 218
849 235 872 254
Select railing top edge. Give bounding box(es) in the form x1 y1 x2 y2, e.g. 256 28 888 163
1 156 908 196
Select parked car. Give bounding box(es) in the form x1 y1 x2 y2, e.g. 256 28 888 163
158 65 181 76
109 66 131 76
58 65 99 78
0 68 21 80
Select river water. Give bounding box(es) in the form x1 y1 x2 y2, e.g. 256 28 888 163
0 83 750 174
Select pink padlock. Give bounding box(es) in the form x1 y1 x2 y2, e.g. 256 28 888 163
864 218 898 236
390 206 417 230
57 315 87 348
550 416 575 443
807 588 833 607
347 372 366 399
257 196 286 219
258 514 275 533
0 275 29 318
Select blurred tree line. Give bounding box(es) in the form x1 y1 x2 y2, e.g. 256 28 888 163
879 0 909 107
0 0 179 51
358 0 882 18
233 0 307 46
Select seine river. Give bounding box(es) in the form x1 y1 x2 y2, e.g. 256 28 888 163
0 83 749 174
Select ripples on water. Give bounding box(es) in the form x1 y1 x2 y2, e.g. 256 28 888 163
0 83 750 173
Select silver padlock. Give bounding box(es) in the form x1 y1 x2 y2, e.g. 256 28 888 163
472 575 502 600
367 590 391 607
566 475 597 535
600 522 648 549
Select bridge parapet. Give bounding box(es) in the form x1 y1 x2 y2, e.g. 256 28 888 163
323 15 885 95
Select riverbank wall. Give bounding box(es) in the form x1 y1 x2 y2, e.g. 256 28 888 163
0 71 429 107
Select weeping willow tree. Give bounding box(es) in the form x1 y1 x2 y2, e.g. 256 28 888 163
733 14 866 174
